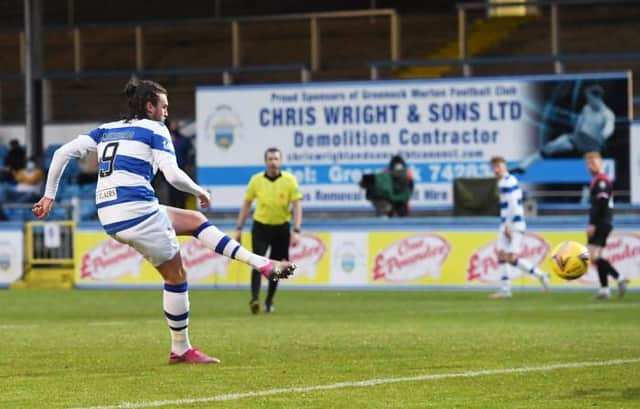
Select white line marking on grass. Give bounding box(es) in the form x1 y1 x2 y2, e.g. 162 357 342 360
70 357 640 409
0 324 36 329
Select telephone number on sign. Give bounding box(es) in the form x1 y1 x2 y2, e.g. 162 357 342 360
424 162 494 182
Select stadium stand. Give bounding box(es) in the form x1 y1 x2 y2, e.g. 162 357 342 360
0 0 639 220
471 4 640 77
2 3 639 122
398 15 528 78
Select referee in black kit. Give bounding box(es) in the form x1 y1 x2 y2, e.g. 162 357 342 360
584 151 629 299
235 147 303 314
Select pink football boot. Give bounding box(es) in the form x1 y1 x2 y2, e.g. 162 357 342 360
169 348 220 364
258 260 297 281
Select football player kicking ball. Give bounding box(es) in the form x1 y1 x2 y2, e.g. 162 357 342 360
33 79 296 364
490 156 550 298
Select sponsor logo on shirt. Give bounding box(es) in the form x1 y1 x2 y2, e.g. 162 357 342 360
96 188 118 204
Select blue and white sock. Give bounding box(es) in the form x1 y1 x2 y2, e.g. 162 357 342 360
163 282 192 355
513 257 544 279
194 222 269 269
499 260 511 293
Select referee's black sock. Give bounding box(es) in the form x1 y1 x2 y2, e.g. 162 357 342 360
596 258 619 286
600 258 620 279
265 279 278 307
251 269 261 301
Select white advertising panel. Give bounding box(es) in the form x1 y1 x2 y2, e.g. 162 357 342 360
196 73 631 211
330 232 369 285
0 231 24 285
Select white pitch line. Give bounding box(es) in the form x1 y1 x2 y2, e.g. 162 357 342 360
0 324 36 329
70 357 640 409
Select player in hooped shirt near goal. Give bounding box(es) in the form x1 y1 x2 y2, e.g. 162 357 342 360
33 79 296 364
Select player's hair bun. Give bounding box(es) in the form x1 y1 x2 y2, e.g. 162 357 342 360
123 79 139 98
122 78 167 121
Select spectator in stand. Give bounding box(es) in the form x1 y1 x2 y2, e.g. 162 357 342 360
10 156 44 202
1 139 26 182
167 120 195 209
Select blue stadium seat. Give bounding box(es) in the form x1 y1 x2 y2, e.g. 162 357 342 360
79 183 97 199
24 208 39 221
61 159 79 183
44 144 61 157
4 206 34 221
43 144 62 171
48 207 68 220
0 145 7 172
79 199 97 221
58 184 80 200
4 207 20 221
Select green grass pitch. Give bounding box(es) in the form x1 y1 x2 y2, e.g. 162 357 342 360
1 289 639 408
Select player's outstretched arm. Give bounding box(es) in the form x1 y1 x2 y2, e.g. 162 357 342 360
156 154 208 205
34 135 96 219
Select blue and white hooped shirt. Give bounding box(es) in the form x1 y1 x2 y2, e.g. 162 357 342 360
498 173 526 232
44 119 204 234
89 119 175 233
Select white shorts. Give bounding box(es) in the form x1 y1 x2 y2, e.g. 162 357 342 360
497 229 524 254
110 207 179 267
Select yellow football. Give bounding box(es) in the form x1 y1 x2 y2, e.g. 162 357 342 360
550 241 590 280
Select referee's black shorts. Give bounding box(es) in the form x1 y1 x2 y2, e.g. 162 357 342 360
251 220 291 261
588 223 612 247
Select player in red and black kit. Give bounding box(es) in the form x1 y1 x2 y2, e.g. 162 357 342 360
584 151 629 299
